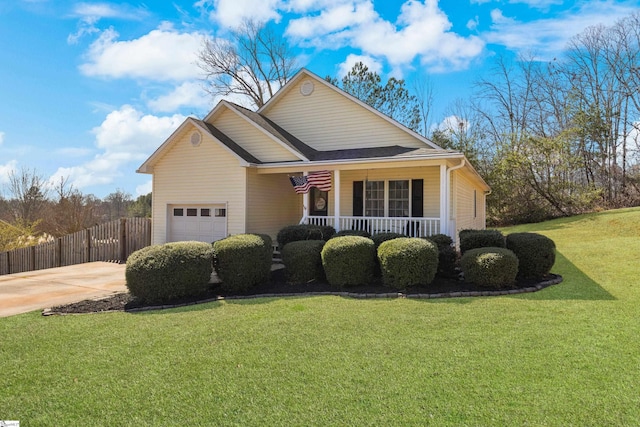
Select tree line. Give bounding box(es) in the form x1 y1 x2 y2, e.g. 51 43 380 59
0 168 151 251
199 15 640 225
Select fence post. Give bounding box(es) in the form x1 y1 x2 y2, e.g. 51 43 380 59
120 218 127 262
56 238 62 267
30 246 36 271
85 229 91 263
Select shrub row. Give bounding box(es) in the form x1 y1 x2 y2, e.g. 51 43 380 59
126 241 214 304
126 227 557 300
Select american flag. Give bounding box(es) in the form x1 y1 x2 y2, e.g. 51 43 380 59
289 170 332 194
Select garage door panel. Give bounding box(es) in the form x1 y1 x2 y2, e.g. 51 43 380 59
169 204 226 243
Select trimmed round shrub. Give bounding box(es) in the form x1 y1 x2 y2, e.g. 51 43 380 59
321 236 375 288
460 247 519 289
126 241 214 304
459 229 506 254
425 234 458 278
506 232 556 279
371 232 405 249
281 240 325 284
277 224 335 249
377 238 438 289
331 229 372 239
213 234 272 292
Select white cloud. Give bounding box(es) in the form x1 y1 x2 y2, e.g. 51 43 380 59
435 115 468 133
68 2 149 44
0 131 4 145
51 105 185 190
135 180 152 196
79 25 205 81
508 0 562 8
147 81 210 112
196 0 281 28
338 53 382 76
287 0 484 72
0 160 18 184
484 2 639 59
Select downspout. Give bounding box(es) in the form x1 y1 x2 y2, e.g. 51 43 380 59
445 159 466 239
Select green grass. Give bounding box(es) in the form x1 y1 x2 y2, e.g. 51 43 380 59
2 207 640 426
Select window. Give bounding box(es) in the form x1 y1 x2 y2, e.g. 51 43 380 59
173 208 184 216
186 208 197 217
215 208 226 217
201 208 211 217
388 180 409 217
365 181 385 217
357 180 414 217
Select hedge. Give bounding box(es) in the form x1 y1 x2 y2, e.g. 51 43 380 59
126 241 214 304
377 238 438 289
277 224 335 249
212 234 272 292
371 232 405 249
425 234 458 278
281 240 325 284
321 236 375 288
331 229 372 239
460 247 518 289
506 232 556 279
459 229 506 254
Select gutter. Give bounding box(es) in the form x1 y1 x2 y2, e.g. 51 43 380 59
252 151 464 169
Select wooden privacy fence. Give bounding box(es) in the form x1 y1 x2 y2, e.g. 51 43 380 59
0 218 151 276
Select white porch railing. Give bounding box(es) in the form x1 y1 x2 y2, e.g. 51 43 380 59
302 216 440 238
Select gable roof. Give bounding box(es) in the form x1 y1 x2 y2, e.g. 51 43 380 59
259 68 443 151
138 67 488 192
137 117 260 174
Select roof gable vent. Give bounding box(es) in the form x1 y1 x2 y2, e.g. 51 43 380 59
190 131 202 146
300 80 314 96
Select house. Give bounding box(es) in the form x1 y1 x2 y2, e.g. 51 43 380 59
137 68 490 247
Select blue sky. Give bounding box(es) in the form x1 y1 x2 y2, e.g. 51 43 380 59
1 0 638 199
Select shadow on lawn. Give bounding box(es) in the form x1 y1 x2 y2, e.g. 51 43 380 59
513 251 615 301
128 250 614 315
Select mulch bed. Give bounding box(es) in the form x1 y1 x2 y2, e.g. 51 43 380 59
45 268 562 315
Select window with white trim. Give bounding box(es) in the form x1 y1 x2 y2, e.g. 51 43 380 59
365 181 385 217
360 179 413 217
388 180 410 217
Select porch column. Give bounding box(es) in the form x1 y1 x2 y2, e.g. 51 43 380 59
303 170 309 223
333 169 341 231
439 164 448 236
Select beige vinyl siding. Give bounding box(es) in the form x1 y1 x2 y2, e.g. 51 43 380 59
151 131 247 245
245 169 302 241
338 167 440 217
453 171 486 236
214 108 301 162
264 79 431 152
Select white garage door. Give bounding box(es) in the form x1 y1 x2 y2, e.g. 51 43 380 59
169 205 227 243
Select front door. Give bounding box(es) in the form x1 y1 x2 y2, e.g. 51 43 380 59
310 187 328 216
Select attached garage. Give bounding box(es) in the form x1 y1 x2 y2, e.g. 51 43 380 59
168 205 227 243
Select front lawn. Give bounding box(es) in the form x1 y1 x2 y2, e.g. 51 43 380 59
1 208 639 425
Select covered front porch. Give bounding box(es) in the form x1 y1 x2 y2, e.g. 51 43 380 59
254 159 465 240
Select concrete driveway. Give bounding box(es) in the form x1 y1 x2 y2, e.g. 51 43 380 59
0 262 127 317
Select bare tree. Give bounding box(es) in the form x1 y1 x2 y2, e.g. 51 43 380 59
412 73 435 137
5 168 50 225
198 20 297 109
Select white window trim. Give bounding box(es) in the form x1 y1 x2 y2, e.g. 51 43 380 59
363 179 414 217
